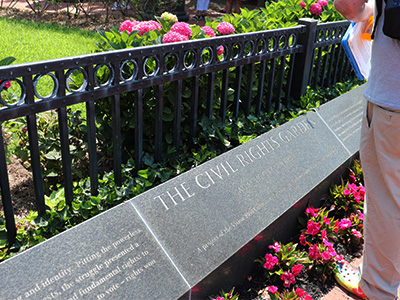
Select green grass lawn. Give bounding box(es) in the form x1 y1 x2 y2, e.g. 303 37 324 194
0 17 101 64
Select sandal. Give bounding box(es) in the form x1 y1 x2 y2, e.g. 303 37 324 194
192 15 204 21
334 261 369 299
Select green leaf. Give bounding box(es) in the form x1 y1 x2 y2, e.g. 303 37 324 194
0 56 16 66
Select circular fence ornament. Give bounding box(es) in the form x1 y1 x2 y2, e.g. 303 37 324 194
0 78 26 107
65 68 88 93
33 72 59 100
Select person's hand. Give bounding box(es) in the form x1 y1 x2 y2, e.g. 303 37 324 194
334 0 373 23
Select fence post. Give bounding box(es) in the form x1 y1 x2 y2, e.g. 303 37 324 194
291 18 318 100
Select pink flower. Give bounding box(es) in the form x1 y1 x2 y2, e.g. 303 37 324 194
268 242 281 253
299 0 306 8
216 22 235 35
280 271 296 288
263 254 279 270
306 220 321 236
171 22 192 38
309 244 319 260
296 288 307 297
201 26 216 37
336 254 344 263
131 21 161 36
349 171 356 183
299 233 307 245
358 212 364 221
268 286 278 293
321 251 331 260
218 46 224 56
292 264 303 276
352 229 362 239
2 81 11 89
321 229 327 240
339 218 352 230
163 31 189 43
359 185 365 199
343 189 351 196
310 3 322 15
323 216 330 225
318 0 328 6
305 207 319 217
304 296 313 300
119 20 138 34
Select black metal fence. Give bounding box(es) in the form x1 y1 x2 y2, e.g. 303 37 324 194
0 18 352 243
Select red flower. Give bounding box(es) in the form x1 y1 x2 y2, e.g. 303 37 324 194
292 264 303 276
296 288 307 297
306 220 321 236
280 271 296 288
309 244 319 260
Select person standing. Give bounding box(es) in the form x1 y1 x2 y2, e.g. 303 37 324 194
193 0 210 20
225 0 242 14
334 0 400 299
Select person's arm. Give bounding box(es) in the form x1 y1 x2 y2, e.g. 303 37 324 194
334 0 374 22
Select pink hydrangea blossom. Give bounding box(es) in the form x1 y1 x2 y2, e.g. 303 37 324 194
310 3 322 15
280 271 296 288
299 0 306 8
292 264 303 276
306 220 321 236
201 26 216 37
268 286 278 293
352 229 362 239
216 22 235 35
309 244 319 260
268 241 281 253
318 0 328 6
120 20 139 34
171 22 193 38
134 21 161 36
263 253 279 270
163 31 189 43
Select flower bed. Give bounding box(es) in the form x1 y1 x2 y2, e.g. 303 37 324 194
209 160 364 300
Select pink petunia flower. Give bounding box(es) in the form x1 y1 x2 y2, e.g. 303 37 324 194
305 206 319 217
201 26 216 37
280 271 296 288
307 220 321 236
171 22 192 38
310 3 322 15
321 251 331 260
299 233 307 246
268 241 281 253
339 218 352 230
263 254 279 270
163 31 189 43
296 288 307 297
216 22 235 35
268 285 278 293
292 264 303 276
352 229 362 239
309 244 319 260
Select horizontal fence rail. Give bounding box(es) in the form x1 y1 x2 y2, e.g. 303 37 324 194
0 19 352 243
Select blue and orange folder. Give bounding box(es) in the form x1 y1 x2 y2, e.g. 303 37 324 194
341 16 373 80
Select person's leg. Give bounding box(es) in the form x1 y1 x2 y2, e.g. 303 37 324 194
234 0 242 13
225 0 233 14
360 102 400 300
